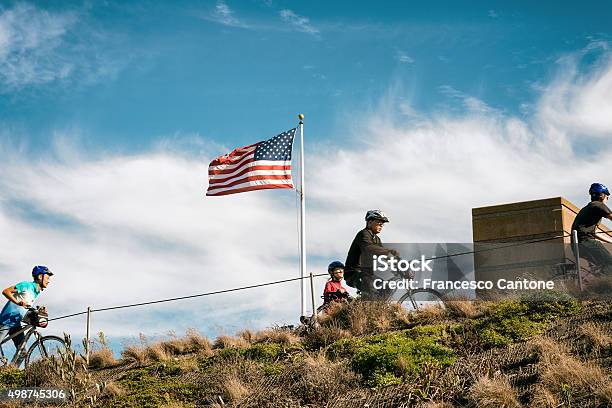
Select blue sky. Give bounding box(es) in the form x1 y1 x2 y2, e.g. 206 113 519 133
1 1 611 350
3 1 611 151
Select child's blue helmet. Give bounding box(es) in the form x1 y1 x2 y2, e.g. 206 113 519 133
328 261 345 274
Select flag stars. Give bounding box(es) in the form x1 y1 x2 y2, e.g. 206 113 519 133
252 128 296 160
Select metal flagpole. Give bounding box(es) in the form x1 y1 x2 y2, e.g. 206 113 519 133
298 113 307 317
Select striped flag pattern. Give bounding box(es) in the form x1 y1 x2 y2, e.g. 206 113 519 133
206 128 296 196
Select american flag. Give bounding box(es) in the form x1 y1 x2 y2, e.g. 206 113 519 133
206 128 297 196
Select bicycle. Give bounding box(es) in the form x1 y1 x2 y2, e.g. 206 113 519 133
364 254 447 312
0 306 65 369
396 285 447 311
315 271 447 317
551 257 610 295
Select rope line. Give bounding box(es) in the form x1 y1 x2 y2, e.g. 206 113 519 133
46 230 610 322
421 233 572 262
47 273 328 322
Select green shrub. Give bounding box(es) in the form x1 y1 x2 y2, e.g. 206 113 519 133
243 343 283 362
519 291 580 321
217 347 244 360
369 371 403 387
471 294 580 349
113 363 202 408
0 367 27 387
259 361 284 375
404 324 460 341
326 337 365 361
215 342 287 365
328 329 455 388
351 332 455 387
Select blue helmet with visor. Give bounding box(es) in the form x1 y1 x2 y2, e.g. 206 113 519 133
32 265 53 279
589 183 610 197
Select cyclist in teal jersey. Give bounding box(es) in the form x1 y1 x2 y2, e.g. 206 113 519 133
0 266 53 365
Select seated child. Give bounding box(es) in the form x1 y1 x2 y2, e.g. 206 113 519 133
323 261 350 306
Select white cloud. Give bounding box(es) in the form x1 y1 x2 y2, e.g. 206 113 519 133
0 3 76 87
536 42 612 139
212 1 247 28
438 85 499 114
0 145 307 338
0 3 128 91
396 51 414 64
1 44 611 342
279 9 319 36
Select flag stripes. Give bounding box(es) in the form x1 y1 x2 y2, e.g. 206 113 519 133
206 128 296 196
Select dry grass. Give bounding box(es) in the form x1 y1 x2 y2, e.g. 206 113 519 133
325 300 410 335
583 274 612 297
145 342 170 362
102 381 125 397
238 329 256 344
253 328 301 345
118 330 213 366
120 345 148 366
285 351 360 405
530 385 557 408
444 299 479 318
23 360 60 387
89 347 118 369
415 304 447 320
195 357 263 404
416 402 455 408
176 357 199 371
223 375 251 402
530 336 612 404
162 329 213 357
165 402 195 408
213 335 250 349
578 322 612 350
303 324 351 350
468 375 521 408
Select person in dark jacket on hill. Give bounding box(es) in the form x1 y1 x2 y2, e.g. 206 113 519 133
571 183 612 274
344 210 400 295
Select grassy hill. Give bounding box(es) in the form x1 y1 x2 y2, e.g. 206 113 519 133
1 292 611 407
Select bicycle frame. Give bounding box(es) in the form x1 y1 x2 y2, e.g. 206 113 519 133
0 323 42 366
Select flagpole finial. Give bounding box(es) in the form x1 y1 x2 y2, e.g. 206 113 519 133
298 113 304 124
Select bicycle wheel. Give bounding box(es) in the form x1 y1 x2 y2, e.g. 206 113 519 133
25 335 66 368
398 289 446 311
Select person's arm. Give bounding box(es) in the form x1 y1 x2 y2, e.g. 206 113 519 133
596 204 612 241
2 285 29 307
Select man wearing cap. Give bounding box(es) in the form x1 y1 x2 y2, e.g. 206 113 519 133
344 210 400 295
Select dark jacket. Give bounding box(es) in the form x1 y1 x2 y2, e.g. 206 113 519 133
571 201 612 242
344 228 392 288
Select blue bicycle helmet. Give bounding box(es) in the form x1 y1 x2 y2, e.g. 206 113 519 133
589 183 610 196
32 265 53 278
328 261 345 274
